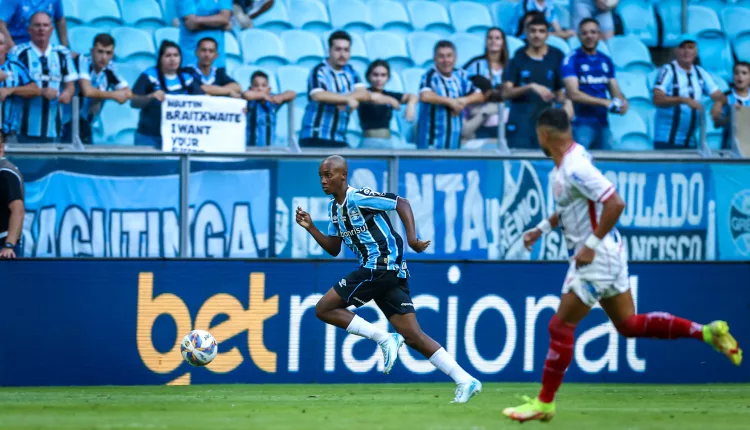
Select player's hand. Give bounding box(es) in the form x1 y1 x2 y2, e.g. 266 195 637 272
522 228 542 251
152 90 166 102
295 206 313 230
574 246 595 269
0 247 16 259
41 87 59 100
408 238 430 253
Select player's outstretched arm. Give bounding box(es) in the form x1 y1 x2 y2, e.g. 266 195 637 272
395 198 430 253
295 206 342 256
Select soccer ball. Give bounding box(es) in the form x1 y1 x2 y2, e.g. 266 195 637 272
181 330 218 366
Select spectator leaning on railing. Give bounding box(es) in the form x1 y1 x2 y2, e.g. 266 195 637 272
714 62 750 149
178 0 232 69
188 37 242 98
0 0 69 50
0 31 39 139
243 70 296 147
561 18 627 150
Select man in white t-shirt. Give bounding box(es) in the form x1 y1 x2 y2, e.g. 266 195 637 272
502 108 742 423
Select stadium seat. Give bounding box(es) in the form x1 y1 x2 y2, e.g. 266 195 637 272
617 71 650 100
401 67 425 94
70 26 101 54
63 0 83 28
281 30 325 68
616 0 658 47
608 36 654 74
547 35 570 55
655 0 684 48
79 0 123 29
608 111 653 150
98 102 139 144
328 0 375 36
567 38 611 56
490 1 517 35
120 0 166 32
111 27 156 71
322 31 370 72
449 2 493 36
721 7 750 42
289 0 332 35
702 106 725 150
347 114 363 147
365 31 414 73
384 71 405 93
224 32 242 74
112 62 142 88
646 68 660 92
407 32 440 68
451 33 484 68
154 27 179 49
555 3 571 29
240 29 288 69
368 0 413 35
628 98 656 139
252 0 293 34
735 38 750 62
406 1 455 38
506 35 524 58
232 65 279 93
687 5 723 37
276 65 310 101
697 33 734 81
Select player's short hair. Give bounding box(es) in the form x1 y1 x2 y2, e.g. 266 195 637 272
579 17 600 29
537 108 571 132
93 33 115 48
433 40 456 55
251 70 268 83
328 30 351 48
527 13 549 30
197 37 218 50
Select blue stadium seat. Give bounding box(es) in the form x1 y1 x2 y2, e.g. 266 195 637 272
347 114 362 147
506 35 524 58
240 29 288 69
616 0 658 47
697 33 734 81
328 0 375 36
688 5 723 37
224 32 242 74
290 0 332 35
617 71 650 100
112 63 142 88
555 3 571 29
385 71 405 93
407 32 440 68
111 27 156 71
711 73 730 94
406 1 454 38
69 26 101 54
321 30 370 72
120 0 165 32
98 102 139 144
608 111 653 150
232 66 279 93
276 65 310 101
252 0 293 34
281 30 325 68
154 27 179 49
366 31 414 73
369 0 413 35
547 35 570 55
646 68 660 91
63 0 83 28
721 7 750 42
401 67 425 94
608 36 654 74
79 0 123 29
735 38 750 62
449 2 493 36
450 33 483 69
490 1 517 35
628 98 656 139
703 107 724 151
567 38 611 56
656 0 684 48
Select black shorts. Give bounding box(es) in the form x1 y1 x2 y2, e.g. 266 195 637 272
333 268 415 319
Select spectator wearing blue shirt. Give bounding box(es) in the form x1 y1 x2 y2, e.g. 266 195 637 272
300 31 369 148
178 0 233 69
572 0 617 40
189 37 241 97
131 41 204 149
512 0 574 40
242 70 295 147
652 34 724 149
0 31 39 137
715 62 750 149
417 41 485 150
0 0 68 49
561 18 627 150
9 12 76 144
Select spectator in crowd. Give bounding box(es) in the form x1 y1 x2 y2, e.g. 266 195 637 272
714 62 750 149
8 11 76 144
561 18 627 150
0 129 24 258
189 37 242 97
417 41 485 150
503 14 570 149
571 0 618 40
62 33 131 144
243 70 295 147
0 31 39 138
461 76 502 141
512 0 575 40
233 0 275 30
178 0 232 69
652 34 724 149
131 41 204 148
300 31 369 148
357 59 417 149
464 27 509 88
0 0 68 49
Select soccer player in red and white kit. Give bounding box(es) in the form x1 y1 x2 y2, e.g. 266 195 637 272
503 108 743 423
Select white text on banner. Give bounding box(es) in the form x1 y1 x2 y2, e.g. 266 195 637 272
161 95 247 153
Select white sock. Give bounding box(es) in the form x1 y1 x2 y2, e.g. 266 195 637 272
346 315 390 344
429 348 473 384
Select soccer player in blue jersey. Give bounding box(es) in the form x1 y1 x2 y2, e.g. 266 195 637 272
561 18 627 150
295 155 482 404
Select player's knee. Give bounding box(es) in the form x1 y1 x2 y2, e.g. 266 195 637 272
314 301 331 322
615 315 640 338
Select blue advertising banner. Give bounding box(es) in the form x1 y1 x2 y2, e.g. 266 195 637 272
1 260 747 386
712 164 750 260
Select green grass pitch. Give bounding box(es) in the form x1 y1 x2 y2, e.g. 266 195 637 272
1 383 748 429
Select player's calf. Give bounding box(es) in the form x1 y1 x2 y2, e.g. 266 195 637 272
614 312 704 340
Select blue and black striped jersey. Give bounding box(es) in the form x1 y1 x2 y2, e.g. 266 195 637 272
0 58 33 134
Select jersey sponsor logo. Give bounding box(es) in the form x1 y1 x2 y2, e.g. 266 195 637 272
359 187 385 197
339 224 369 237
656 66 669 85
348 208 361 220
338 279 346 288
400 302 414 307
729 189 750 256
351 297 367 305
581 64 590 72
579 75 609 85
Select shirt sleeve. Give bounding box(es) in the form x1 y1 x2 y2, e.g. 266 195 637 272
606 57 616 79
10 61 32 85
461 73 480 95
77 56 91 81
654 65 674 95
177 0 196 18
216 68 237 86
61 48 78 83
108 65 129 89
327 221 339 236
384 90 404 101
351 188 399 212
503 56 518 85
352 68 366 89
186 74 204 94
53 0 64 20
220 0 233 12
700 68 719 95
0 0 19 22
560 53 576 79
1 171 23 202
419 71 433 93
308 66 327 94
132 73 153 96
567 160 616 203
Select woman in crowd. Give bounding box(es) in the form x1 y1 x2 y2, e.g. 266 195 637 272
715 62 750 149
461 28 509 140
131 41 204 148
357 59 417 148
